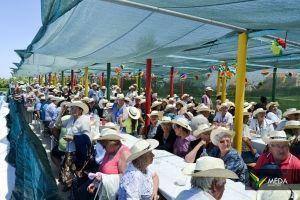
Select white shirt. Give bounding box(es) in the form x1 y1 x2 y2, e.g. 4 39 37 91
176 188 216 200
267 112 281 124
276 119 287 131
213 112 233 126
249 118 274 137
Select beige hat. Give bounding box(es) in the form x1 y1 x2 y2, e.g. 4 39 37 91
210 127 235 145
220 102 229 109
101 86 106 90
184 111 194 119
117 93 125 100
187 103 195 109
128 107 140 120
127 139 159 162
243 102 253 111
176 100 185 107
226 101 235 108
151 101 162 108
266 102 279 110
284 120 300 129
182 156 238 179
147 110 159 118
49 85 55 90
159 116 172 124
99 122 120 132
256 190 298 200
68 101 89 115
82 96 90 102
91 83 98 87
193 123 214 137
96 128 122 141
283 108 300 118
101 99 109 104
172 117 192 131
88 98 95 103
264 130 288 144
194 104 211 113
40 95 46 100
181 93 189 99
205 86 214 91
164 104 176 112
253 108 267 118
124 97 131 102
104 102 114 109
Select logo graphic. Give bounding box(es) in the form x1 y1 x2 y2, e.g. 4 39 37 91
249 172 268 189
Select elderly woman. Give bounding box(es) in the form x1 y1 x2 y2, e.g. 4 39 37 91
81 128 131 200
153 116 176 152
185 124 217 163
210 127 248 184
172 117 196 158
118 139 159 200
249 108 274 137
120 106 140 135
266 102 281 129
176 156 238 200
145 111 160 139
213 103 233 129
285 120 300 159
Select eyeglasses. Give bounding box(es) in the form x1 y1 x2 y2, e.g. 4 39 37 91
172 124 180 129
219 139 231 144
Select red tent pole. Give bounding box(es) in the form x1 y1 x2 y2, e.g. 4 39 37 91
170 67 174 97
145 59 152 130
71 70 74 90
101 72 105 86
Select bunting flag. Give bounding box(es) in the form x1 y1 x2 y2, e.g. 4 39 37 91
180 73 187 80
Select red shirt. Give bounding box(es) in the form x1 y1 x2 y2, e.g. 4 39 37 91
255 152 300 184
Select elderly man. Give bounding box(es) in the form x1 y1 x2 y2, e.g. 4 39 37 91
249 108 274 137
176 156 238 200
276 108 300 131
112 94 127 124
255 130 300 184
213 103 233 129
201 87 214 109
88 83 99 102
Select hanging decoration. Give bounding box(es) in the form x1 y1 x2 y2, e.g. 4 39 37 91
114 67 122 75
271 38 286 56
180 73 187 80
205 73 211 79
261 69 269 76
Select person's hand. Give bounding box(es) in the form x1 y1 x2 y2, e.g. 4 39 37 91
152 193 159 200
199 140 206 146
95 173 102 181
251 149 257 155
87 183 95 193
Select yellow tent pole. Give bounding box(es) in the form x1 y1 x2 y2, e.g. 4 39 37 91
216 71 221 95
53 73 57 85
84 67 89 97
117 75 121 87
221 75 227 103
233 32 248 154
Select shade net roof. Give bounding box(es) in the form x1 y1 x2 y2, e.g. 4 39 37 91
14 0 300 76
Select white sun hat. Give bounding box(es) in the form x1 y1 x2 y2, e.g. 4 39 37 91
96 128 122 141
264 130 289 144
253 108 267 118
127 139 159 162
182 156 238 179
210 127 235 146
284 120 300 129
128 106 141 120
68 100 89 115
172 117 192 131
193 123 214 138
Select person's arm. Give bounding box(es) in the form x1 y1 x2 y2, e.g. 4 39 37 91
185 140 206 163
118 150 131 174
152 172 159 200
242 137 256 155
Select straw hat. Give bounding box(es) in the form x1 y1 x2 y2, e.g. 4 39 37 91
205 86 214 91
253 108 267 118
159 116 172 124
49 85 55 90
88 98 95 103
68 101 89 115
266 102 279 110
172 117 192 131
210 127 235 145
176 100 185 107
82 96 90 102
193 123 214 137
117 93 125 100
220 102 229 109
101 99 109 104
243 102 253 111
147 110 159 118
187 103 195 109
96 128 122 141
99 122 120 132
127 139 159 162
181 93 189 99
100 86 106 90
60 101 70 108
164 104 176 112
40 95 46 100
264 130 288 144
182 156 238 179
256 190 298 200
91 83 98 87
151 101 162 108
194 104 211 113
128 107 140 120
104 103 114 109
283 108 300 118
284 120 300 129
190 115 209 132
226 101 235 108
184 111 194 119
124 97 131 102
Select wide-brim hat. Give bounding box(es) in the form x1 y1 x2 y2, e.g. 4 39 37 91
244 102 253 111
253 108 267 118
176 100 185 107
164 104 176 112
159 116 172 124
124 97 131 102
283 108 300 118
264 130 288 144
194 104 211 113
205 86 214 91
100 86 106 90
284 120 300 129
151 101 162 108
117 93 125 100
147 110 159 118
182 156 238 179
220 102 229 109
104 103 114 109
82 96 90 102
266 102 279 110
127 139 159 162
99 122 120 132
68 101 89 115
91 83 98 87
187 103 195 109
193 123 214 137
96 128 122 141
172 117 192 131
181 93 189 99
210 127 235 145
128 107 141 120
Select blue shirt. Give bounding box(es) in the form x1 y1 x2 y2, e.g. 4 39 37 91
112 103 125 123
45 103 58 122
40 102 48 121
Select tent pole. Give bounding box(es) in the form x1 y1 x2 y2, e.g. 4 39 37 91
61 71 64 87
233 32 248 154
216 71 221 95
272 67 277 101
84 67 89 97
170 67 174 97
145 59 152 131
71 70 74 91
101 72 105 87
106 63 111 100
221 76 227 103
138 69 142 95
38 75 41 85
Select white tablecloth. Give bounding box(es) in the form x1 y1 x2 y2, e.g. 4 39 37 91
120 133 256 200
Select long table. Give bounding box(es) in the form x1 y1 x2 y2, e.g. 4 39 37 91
251 137 266 154
120 133 257 200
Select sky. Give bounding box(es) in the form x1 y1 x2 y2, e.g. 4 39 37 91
0 0 41 78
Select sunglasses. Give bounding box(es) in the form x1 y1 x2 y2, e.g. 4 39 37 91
219 139 231 144
172 124 180 129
